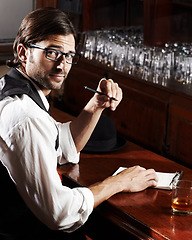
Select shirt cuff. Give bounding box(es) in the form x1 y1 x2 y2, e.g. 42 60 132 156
57 121 80 164
76 187 94 219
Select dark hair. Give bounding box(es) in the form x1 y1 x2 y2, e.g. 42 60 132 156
7 7 76 68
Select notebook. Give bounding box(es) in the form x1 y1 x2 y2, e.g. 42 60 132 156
113 167 184 190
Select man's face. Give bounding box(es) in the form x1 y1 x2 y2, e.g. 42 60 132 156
25 34 75 93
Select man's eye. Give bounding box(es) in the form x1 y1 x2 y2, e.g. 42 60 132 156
66 53 75 59
47 50 58 58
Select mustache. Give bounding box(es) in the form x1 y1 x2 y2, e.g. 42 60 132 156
50 71 67 78
50 70 65 74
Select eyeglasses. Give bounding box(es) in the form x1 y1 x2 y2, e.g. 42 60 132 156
28 44 80 64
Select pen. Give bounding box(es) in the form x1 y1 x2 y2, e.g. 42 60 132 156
84 86 118 101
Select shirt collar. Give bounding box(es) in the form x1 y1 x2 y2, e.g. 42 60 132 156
16 68 50 111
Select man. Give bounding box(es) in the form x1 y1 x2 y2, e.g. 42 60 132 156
0 8 158 239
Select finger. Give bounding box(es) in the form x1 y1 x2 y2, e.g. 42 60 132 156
100 78 115 98
149 180 158 187
95 79 111 107
99 79 116 110
105 79 114 99
98 78 123 110
107 79 116 98
110 82 118 111
116 84 123 102
107 80 122 111
98 78 108 95
144 169 159 185
145 169 158 180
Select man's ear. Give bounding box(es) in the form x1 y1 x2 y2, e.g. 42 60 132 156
17 44 28 63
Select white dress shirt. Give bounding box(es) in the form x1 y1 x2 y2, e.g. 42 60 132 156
0 77 94 232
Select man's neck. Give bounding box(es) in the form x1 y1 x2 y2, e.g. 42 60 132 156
17 66 51 96
15 68 50 111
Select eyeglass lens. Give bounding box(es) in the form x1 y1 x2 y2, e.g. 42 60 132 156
46 49 79 64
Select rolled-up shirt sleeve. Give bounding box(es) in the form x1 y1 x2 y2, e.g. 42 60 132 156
56 121 80 165
1 109 94 232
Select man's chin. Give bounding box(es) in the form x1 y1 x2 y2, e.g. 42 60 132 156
48 77 65 90
49 81 64 90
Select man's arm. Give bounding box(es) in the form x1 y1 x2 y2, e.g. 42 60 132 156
89 166 158 208
70 78 123 153
69 79 158 207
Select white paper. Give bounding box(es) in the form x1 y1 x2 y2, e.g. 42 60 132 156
113 167 177 190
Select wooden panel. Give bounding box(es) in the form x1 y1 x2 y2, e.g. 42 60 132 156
144 0 172 46
82 0 129 31
82 0 94 31
36 0 58 8
167 97 192 168
171 0 192 42
112 86 168 153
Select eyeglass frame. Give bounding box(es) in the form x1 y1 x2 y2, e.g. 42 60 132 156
27 43 80 64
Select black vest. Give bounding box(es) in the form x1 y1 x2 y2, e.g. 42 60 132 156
0 68 59 150
0 68 48 111
0 69 85 239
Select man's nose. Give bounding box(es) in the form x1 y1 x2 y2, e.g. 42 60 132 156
56 55 66 68
58 54 66 64
56 55 71 71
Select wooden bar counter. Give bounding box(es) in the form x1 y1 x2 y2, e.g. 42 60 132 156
51 107 192 240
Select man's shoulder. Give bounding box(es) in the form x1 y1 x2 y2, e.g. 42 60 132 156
0 69 30 101
0 94 54 142
0 94 47 125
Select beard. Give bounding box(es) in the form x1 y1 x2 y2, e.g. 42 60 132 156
32 71 66 90
28 53 67 91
